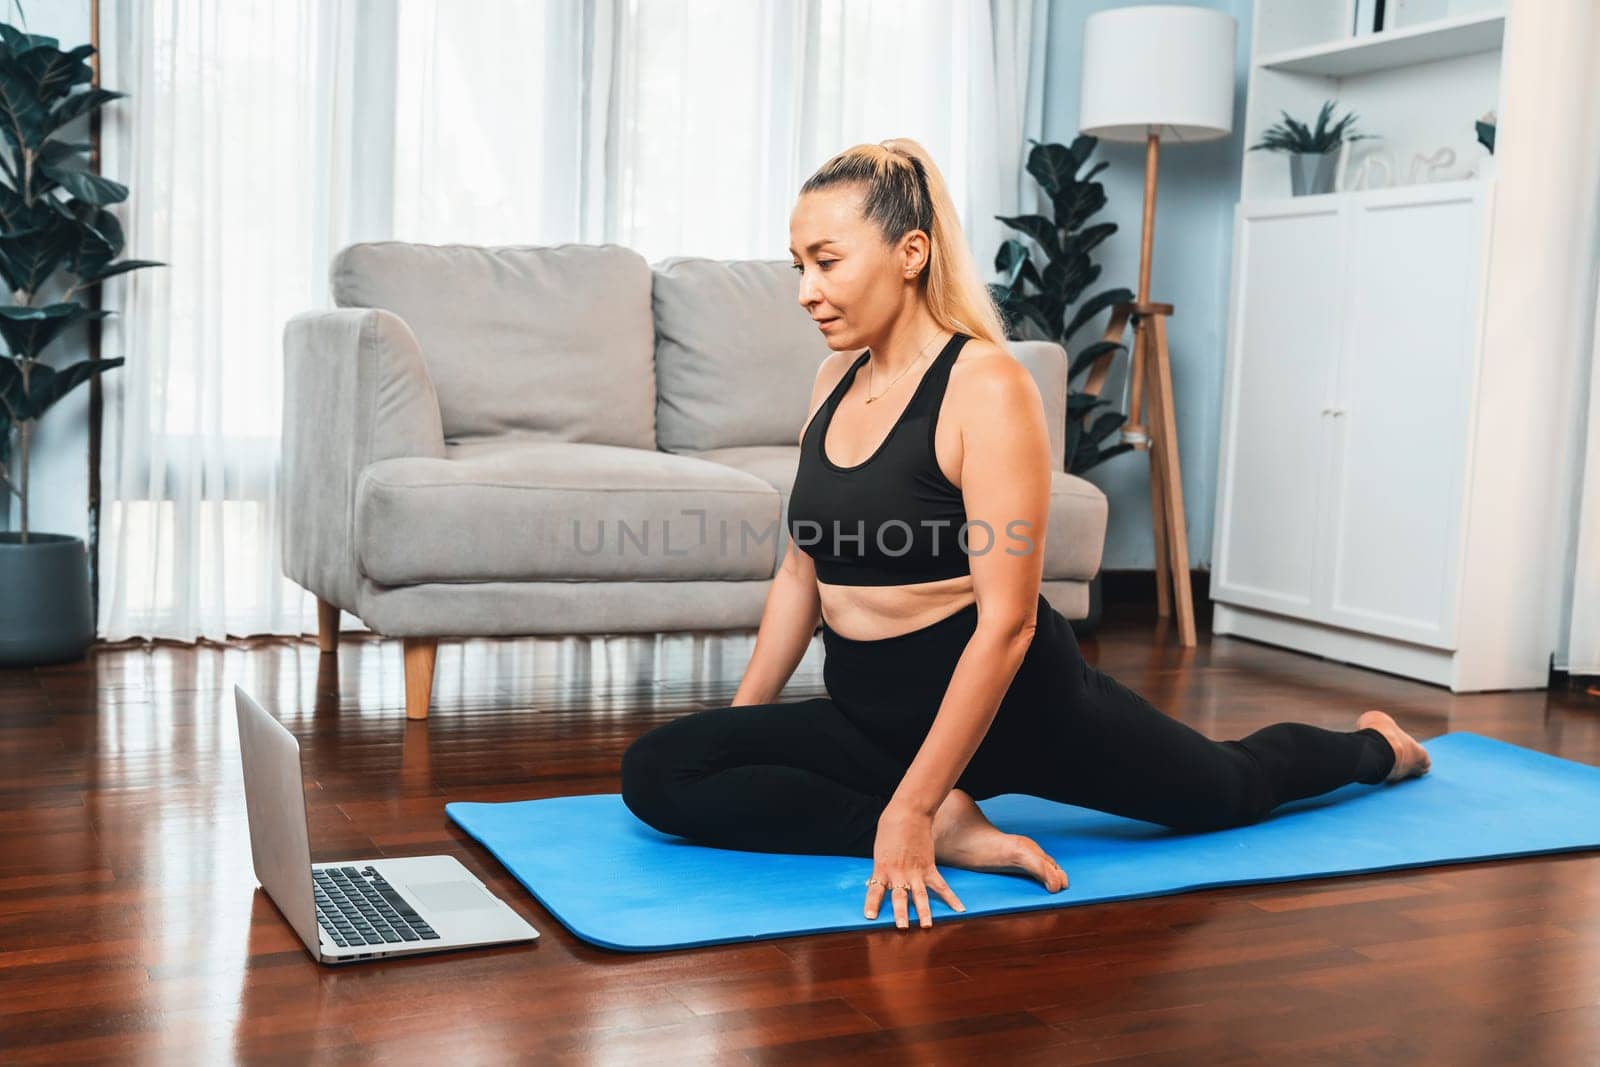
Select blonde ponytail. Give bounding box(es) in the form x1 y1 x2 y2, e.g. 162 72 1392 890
799 139 1007 347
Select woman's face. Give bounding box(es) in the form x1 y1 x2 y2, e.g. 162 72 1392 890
789 185 926 348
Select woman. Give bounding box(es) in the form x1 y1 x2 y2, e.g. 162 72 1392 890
620 138 1431 932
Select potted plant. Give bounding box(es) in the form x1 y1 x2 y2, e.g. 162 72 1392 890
0 23 162 666
989 135 1135 637
1249 99 1375 196
1473 110 1497 179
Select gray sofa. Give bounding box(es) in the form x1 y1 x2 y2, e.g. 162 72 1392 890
281 242 1109 718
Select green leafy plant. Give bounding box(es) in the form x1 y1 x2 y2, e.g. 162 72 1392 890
990 135 1134 475
0 21 161 541
1249 99 1374 155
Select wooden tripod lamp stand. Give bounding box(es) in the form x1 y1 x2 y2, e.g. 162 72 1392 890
1077 5 1237 648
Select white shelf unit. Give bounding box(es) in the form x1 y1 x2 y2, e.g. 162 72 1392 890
1241 2 1503 203
1211 1 1569 691
1257 10 1504 77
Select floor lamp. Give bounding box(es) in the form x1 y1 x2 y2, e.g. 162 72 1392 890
1076 6 1236 648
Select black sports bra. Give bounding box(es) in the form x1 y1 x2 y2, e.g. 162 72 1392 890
787 331 971 585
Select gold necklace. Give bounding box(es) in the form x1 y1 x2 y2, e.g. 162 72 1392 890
864 329 944 403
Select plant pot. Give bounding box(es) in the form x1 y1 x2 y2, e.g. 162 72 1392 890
1069 573 1103 640
1289 150 1340 196
0 533 94 667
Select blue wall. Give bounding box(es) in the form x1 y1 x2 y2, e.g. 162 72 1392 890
1040 0 1252 571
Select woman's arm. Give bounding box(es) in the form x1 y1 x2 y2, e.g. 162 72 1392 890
730 350 851 707
887 351 1053 816
731 542 823 706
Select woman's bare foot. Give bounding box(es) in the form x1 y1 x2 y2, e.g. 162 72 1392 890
930 788 1068 892
1356 709 1432 781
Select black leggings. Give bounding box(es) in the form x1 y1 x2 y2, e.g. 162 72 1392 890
620 594 1395 858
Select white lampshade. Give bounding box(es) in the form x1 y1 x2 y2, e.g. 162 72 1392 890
1079 5 1237 144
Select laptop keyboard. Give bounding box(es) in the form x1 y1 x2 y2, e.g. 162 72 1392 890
313 865 441 948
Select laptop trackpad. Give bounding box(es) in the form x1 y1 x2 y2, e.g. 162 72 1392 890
407 880 494 912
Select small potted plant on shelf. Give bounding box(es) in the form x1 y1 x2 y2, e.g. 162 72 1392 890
0 23 163 666
989 134 1135 637
1473 109 1497 179
1249 99 1375 196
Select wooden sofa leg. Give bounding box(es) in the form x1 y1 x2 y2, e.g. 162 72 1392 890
403 638 437 720
316 598 340 655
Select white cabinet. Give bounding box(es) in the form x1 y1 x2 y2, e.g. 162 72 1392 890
1212 199 1343 618
1320 187 1484 647
1215 0 1587 692
1213 181 1498 689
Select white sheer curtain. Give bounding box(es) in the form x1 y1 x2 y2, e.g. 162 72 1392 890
1571 285 1600 674
388 0 1044 261
97 0 365 641
1525 1 1600 677
97 0 1047 641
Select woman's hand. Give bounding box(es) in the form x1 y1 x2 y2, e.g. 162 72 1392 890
864 803 967 929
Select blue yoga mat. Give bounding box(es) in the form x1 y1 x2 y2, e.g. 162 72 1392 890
445 732 1600 952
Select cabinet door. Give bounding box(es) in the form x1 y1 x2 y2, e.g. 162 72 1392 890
1317 185 1485 647
1212 201 1344 616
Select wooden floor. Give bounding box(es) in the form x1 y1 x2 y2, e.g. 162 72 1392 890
3 592 1598 1064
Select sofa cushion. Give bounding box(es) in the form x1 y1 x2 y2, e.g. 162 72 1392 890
1011 340 1068 472
690 445 1107 580
331 242 657 449
1045 471 1109 580
355 442 784 585
652 257 830 453
680 445 803 509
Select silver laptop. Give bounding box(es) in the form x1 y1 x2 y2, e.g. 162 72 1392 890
235 686 537 963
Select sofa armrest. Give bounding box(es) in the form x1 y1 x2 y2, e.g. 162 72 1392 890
281 308 446 610
1011 340 1068 471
